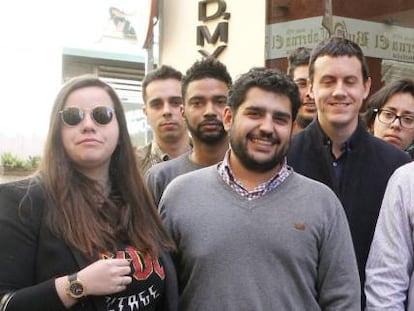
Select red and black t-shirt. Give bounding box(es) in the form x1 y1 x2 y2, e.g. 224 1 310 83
98 246 165 311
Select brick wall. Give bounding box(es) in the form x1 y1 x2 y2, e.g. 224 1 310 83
266 0 414 94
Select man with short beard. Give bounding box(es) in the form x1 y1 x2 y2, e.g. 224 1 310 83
159 67 360 311
287 47 316 134
146 58 232 205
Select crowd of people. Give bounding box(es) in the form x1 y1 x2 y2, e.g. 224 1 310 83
0 36 413 311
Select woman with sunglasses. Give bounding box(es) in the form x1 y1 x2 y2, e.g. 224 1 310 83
364 78 414 159
0 75 178 311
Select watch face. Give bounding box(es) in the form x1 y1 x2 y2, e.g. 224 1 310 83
69 281 84 298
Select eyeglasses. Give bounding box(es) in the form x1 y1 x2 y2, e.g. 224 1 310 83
59 106 114 126
374 108 414 129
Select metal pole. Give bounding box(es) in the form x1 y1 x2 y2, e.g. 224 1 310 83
322 0 333 36
146 34 154 73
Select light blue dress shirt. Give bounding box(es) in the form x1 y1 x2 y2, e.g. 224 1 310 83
365 161 414 310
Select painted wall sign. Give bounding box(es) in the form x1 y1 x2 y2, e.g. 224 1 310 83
197 0 230 58
266 16 414 63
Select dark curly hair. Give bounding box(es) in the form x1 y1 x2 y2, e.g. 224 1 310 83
181 58 232 99
228 67 301 122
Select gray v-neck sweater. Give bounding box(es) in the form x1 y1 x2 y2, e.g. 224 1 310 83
160 166 360 311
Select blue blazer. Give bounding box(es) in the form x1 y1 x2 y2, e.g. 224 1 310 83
287 121 411 287
0 178 179 311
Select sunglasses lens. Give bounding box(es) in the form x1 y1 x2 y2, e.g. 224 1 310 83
92 106 114 125
61 108 83 126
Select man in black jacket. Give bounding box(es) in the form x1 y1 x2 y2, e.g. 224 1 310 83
287 37 411 307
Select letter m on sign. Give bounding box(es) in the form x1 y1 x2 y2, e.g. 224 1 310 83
196 22 228 46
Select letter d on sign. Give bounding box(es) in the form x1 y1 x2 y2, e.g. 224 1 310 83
198 0 229 22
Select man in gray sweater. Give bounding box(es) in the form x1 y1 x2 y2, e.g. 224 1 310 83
160 67 361 310
146 58 232 205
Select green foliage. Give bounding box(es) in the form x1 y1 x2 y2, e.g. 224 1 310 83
1 152 41 171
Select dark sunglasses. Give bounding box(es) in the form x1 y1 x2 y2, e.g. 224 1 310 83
59 106 114 126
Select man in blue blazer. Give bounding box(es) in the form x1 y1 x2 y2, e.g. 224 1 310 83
287 37 411 308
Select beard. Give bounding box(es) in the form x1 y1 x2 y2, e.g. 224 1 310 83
230 131 288 173
187 119 227 144
295 114 313 129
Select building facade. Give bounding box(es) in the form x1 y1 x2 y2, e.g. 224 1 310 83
158 0 414 96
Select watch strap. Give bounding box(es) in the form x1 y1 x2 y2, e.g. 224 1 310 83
68 273 77 282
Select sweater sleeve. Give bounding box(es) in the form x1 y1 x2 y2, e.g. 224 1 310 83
317 194 361 310
146 167 163 208
0 182 67 311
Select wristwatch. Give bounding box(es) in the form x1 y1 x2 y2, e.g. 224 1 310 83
66 273 85 299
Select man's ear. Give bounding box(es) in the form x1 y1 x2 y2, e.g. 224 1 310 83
223 106 233 132
143 105 148 117
363 77 372 100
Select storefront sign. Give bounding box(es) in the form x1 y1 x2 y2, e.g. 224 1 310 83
266 16 414 63
197 0 230 58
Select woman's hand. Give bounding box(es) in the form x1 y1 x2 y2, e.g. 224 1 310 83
78 258 132 295
55 258 132 308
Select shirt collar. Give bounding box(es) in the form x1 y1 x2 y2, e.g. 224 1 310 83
218 150 291 198
151 140 170 162
315 120 356 152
